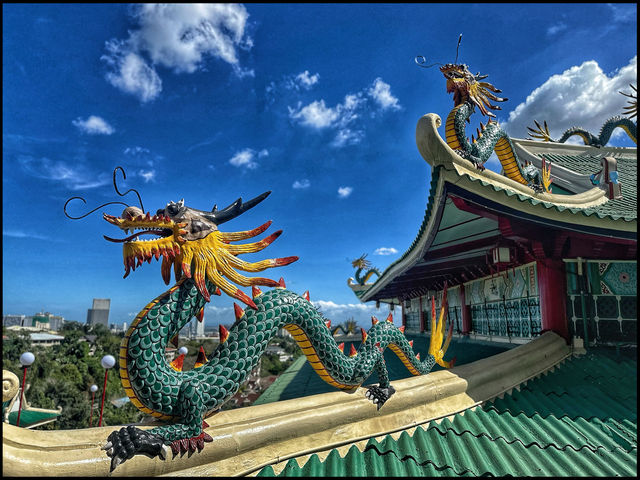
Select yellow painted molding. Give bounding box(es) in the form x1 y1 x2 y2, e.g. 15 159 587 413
3 332 570 477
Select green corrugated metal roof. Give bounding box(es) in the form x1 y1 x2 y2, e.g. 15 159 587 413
254 336 514 405
539 153 636 221
256 347 637 476
7 409 61 427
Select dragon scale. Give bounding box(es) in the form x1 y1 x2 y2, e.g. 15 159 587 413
121 278 434 440
446 102 530 186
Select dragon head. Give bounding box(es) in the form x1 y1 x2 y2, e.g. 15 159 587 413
103 191 298 308
440 63 507 117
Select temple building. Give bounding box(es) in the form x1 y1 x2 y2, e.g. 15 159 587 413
350 119 636 350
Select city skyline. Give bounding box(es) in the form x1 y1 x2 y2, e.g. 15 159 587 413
3 4 637 328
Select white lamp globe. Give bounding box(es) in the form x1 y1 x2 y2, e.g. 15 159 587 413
90 384 98 393
178 347 188 355
101 355 116 369
19 352 35 367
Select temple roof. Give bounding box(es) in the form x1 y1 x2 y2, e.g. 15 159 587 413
355 114 636 303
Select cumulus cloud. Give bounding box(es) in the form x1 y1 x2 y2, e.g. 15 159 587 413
338 186 353 198
374 247 398 256
72 115 115 135
503 56 637 142
292 70 320 90
102 4 253 102
288 78 400 147
292 179 310 189
228 148 268 169
368 77 401 110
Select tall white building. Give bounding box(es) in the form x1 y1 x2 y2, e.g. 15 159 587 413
196 319 205 337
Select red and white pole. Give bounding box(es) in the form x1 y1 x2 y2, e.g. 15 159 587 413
17 352 35 427
98 355 115 427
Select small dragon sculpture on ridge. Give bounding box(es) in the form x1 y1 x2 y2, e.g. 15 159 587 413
81 188 456 471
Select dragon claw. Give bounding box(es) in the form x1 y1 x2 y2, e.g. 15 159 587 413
103 425 165 472
365 384 396 410
169 430 213 456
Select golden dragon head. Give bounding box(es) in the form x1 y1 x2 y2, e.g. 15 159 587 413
440 63 508 118
102 191 298 309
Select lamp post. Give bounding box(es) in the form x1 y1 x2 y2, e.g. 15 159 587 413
98 355 115 427
17 352 35 427
89 384 98 427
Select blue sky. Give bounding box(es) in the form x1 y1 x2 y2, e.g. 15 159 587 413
3 4 637 329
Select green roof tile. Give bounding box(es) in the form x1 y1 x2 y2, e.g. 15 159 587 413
256 347 637 477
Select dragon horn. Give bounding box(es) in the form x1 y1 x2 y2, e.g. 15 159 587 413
205 191 271 226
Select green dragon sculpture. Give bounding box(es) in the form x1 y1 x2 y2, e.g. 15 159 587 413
349 253 381 286
527 84 637 146
97 191 455 471
439 62 552 193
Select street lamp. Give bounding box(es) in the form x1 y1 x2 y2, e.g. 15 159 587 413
89 384 98 427
98 355 115 427
17 352 35 427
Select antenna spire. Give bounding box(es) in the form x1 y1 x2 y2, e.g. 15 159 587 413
454 33 463 64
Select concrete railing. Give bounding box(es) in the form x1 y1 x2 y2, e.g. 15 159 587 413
3 331 570 476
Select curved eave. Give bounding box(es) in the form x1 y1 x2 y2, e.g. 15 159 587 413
360 113 636 303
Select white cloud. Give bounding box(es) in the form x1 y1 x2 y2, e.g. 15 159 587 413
292 179 310 189
288 78 399 147
295 70 320 89
18 156 111 190
374 247 398 256
229 148 267 169
332 128 364 147
3 230 50 240
338 186 353 198
102 46 162 103
138 169 156 182
288 99 340 128
72 115 115 135
102 4 253 102
503 56 637 141
546 22 567 36
608 3 636 23
367 77 401 110
311 300 394 327
124 146 151 156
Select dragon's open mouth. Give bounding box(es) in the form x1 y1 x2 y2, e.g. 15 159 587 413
104 228 174 244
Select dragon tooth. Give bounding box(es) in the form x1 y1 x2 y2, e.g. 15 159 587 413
277 277 286 288
252 286 262 298
349 344 358 357
386 313 393 323
325 319 331 329
371 316 379 325
416 353 421 361
337 342 344 353
398 325 405 334
303 291 310 301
